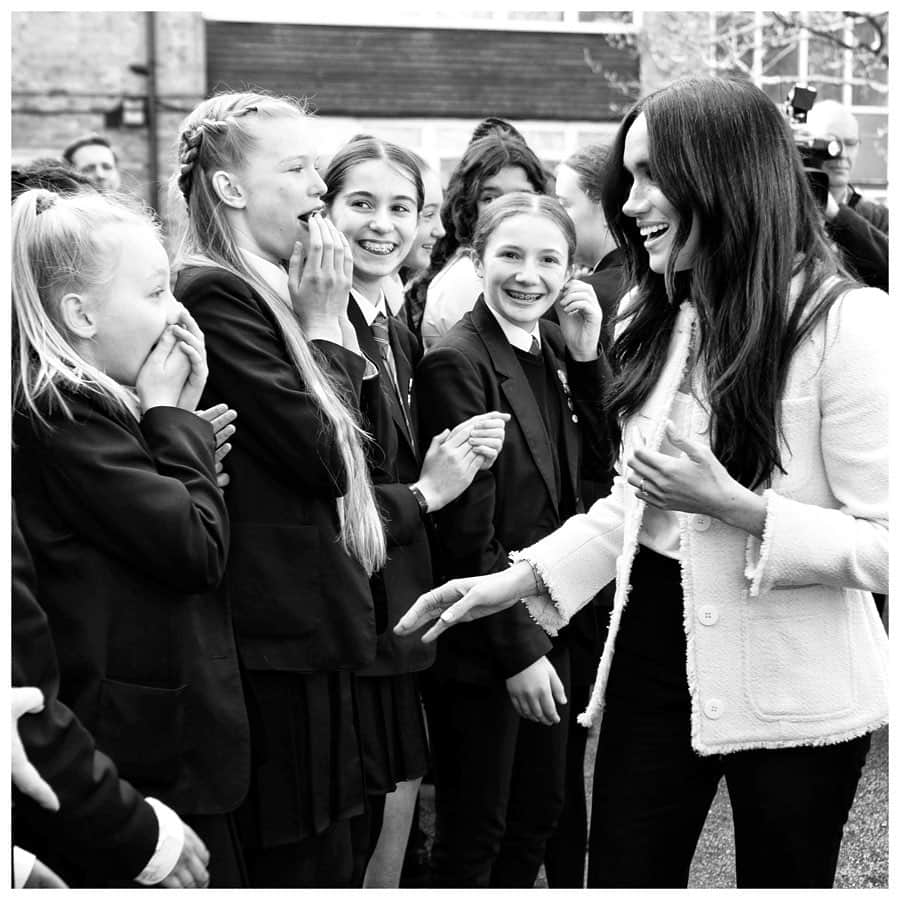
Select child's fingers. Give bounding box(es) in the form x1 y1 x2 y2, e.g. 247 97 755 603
209 407 237 435
177 341 207 374
217 472 231 489
215 442 233 464
289 240 305 287
171 323 205 354
196 403 228 423
340 231 354 283
175 305 205 342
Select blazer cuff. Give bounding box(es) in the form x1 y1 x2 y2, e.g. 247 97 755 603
134 798 183 886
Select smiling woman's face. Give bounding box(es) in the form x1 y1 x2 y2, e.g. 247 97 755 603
621 113 699 274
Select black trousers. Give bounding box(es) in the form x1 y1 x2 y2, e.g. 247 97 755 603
423 647 570 888
587 546 872 889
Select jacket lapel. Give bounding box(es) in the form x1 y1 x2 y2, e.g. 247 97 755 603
542 329 580 507
348 296 415 453
473 299 559 508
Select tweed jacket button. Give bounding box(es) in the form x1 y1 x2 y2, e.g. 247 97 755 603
697 604 719 626
703 698 724 719
693 514 711 531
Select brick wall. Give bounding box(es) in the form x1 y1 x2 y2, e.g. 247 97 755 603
11 10 206 216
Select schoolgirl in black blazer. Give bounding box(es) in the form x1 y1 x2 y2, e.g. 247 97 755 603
414 194 610 887
323 137 508 887
171 92 387 888
11 188 247 887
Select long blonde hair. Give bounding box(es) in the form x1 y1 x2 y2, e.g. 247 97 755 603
12 188 158 425
169 91 386 574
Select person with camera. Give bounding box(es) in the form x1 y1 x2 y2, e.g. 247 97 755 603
803 99 888 291
806 99 888 233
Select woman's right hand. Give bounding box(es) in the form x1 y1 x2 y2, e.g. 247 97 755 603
288 214 354 344
394 561 536 642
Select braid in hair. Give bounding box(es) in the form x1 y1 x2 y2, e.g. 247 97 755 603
177 109 256 205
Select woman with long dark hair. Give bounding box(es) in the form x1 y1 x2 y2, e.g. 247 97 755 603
397 76 889 889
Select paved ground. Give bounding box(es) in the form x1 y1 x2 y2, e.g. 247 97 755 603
417 724 888 888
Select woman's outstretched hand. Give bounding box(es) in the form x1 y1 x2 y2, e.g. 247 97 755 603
394 562 536 642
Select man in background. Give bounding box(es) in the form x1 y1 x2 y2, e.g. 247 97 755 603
61 133 121 192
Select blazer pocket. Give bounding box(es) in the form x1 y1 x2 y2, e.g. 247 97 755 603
96 678 187 786
227 523 321 637
743 592 854 720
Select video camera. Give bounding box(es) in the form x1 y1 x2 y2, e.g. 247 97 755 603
784 83 841 208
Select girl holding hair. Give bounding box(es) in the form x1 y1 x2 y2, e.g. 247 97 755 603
321 135 509 887
11 188 248 887
416 132 548 349
170 91 385 887
398 76 889 889
414 192 610 887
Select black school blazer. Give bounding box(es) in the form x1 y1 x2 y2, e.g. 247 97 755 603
348 297 435 677
415 297 611 684
12 504 160 883
176 266 376 673
12 393 249 816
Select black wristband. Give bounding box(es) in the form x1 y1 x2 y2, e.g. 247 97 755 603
408 484 429 515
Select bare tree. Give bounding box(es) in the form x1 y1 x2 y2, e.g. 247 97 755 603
584 11 888 103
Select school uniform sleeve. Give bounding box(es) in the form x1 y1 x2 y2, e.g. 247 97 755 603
416 340 553 677
744 287 889 596
178 269 366 498
12 507 161 881
28 401 226 593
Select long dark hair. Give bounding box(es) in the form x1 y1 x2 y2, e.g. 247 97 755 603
604 76 855 490
409 133 548 310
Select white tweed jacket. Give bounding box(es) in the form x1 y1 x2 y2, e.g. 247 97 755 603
514 283 889 755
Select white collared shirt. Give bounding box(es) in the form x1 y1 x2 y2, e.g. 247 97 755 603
350 287 389 327
483 302 541 353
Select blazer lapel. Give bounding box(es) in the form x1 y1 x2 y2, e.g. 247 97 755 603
348 296 415 452
473 299 559 508
542 331 580 505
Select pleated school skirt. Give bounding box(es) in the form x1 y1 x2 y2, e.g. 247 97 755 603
236 669 366 849
355 671 430 796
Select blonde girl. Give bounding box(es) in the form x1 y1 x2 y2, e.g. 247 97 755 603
170 91 386 888
12 188 247 887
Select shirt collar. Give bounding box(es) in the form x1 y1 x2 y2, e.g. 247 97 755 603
483 301 541 353
239 249 290 304
351 287 388 327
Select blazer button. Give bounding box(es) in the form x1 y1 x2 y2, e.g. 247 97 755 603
693 514 711 532
697 604 719 626
703 698 724 719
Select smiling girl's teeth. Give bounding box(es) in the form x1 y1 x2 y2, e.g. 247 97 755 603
360 240 395 255
507 289 542 301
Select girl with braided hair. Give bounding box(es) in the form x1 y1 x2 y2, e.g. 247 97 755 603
169 91 386 887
